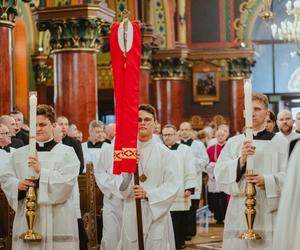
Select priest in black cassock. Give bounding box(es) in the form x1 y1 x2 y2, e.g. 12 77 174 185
56 116 84 174
0 115 24 149
10 111 29 145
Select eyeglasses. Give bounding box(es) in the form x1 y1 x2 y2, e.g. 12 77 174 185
0 132 11 136
138 117 153 124
162 133 175 137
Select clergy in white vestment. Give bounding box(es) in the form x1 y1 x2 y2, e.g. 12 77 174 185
162 124 197 250
118 104 180 250
179 121 209 240
0 105 80 250
273 138 300 250
215 93 288 250
276 109 300 142
82 120 110 172
94 143 124 250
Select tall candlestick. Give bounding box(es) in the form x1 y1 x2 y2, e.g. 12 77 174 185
244 79 254 170
28 92 37 177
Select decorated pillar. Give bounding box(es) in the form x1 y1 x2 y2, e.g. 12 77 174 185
228 58 255 134
140 24 157 104
33 5 114 139
32 54 52 105
0 3 16 114
151 52 189 127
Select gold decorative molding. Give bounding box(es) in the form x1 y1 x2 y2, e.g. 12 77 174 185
0 20 15 28
51 48 99 54
97 66 113 89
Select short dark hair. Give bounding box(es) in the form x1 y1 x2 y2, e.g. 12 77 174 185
162 124 177 131
138 104 157 121
9 110 23 116
37 105 56 124
268 110 276 122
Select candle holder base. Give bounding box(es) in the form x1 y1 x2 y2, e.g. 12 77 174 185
19 231 42 241
239 230 262 240
19 176 42 242
239 169 262 241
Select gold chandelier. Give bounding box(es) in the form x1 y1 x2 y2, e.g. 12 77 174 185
260 0 273 20
271 0 300 55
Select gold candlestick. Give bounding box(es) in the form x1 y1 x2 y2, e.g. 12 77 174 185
19 176 42 241
239 169 262 240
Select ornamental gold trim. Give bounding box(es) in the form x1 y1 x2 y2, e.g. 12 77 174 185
0 20 15 28
51 48 99 54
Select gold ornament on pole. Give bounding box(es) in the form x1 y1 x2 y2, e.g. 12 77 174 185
19 92 42 242
260 0 273 21
239 79 262 240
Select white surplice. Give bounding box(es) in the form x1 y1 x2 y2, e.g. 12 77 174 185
0 144 80 250
119 138 180 250
0 148 15 177
214 134 288 250
170 144 197 211
273 139 300 250
187 140 209 199
94 144 124 250
81 141 110 173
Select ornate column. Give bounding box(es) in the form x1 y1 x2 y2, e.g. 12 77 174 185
32 54 52 105
33 4 114 139
0 2 16 114
140 24 157 104
228 58 255 134
151 50 189 127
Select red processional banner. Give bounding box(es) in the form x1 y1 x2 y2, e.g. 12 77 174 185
110 20 141 174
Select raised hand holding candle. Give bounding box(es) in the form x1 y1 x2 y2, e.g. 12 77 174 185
28 92 37 177
244 79 254 170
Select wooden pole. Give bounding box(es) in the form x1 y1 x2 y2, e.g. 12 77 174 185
134 164 145 250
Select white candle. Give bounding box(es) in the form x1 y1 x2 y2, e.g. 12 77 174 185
244 79 254 170
28 92 37 177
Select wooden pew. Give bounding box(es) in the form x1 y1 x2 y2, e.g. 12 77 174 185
78 163 103 250
0 188 14 250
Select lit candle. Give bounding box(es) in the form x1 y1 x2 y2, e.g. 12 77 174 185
28 92 37 177
244 79 254 170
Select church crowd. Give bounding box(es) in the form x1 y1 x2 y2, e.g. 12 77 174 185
1 93 300 250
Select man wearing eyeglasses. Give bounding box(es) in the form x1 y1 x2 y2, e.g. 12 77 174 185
0 124 15 173
103 104 180 250
162 124 197 250
179 121 209 240
0 115 24 149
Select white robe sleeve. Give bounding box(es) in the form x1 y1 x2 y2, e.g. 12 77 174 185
38 147 80 205
263 144 288 212
192 141 209 173
214 138 244 196
146 152 180 221
0 160 19 212
184 148 197 190
94 146 124 199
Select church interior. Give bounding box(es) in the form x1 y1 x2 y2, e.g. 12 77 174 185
1 0 300 249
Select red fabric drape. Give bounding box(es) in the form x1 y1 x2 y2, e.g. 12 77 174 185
110 21 141 174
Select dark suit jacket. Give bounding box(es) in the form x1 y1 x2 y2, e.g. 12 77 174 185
10 137 24 149
15 130 29 145
62 135 84 174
